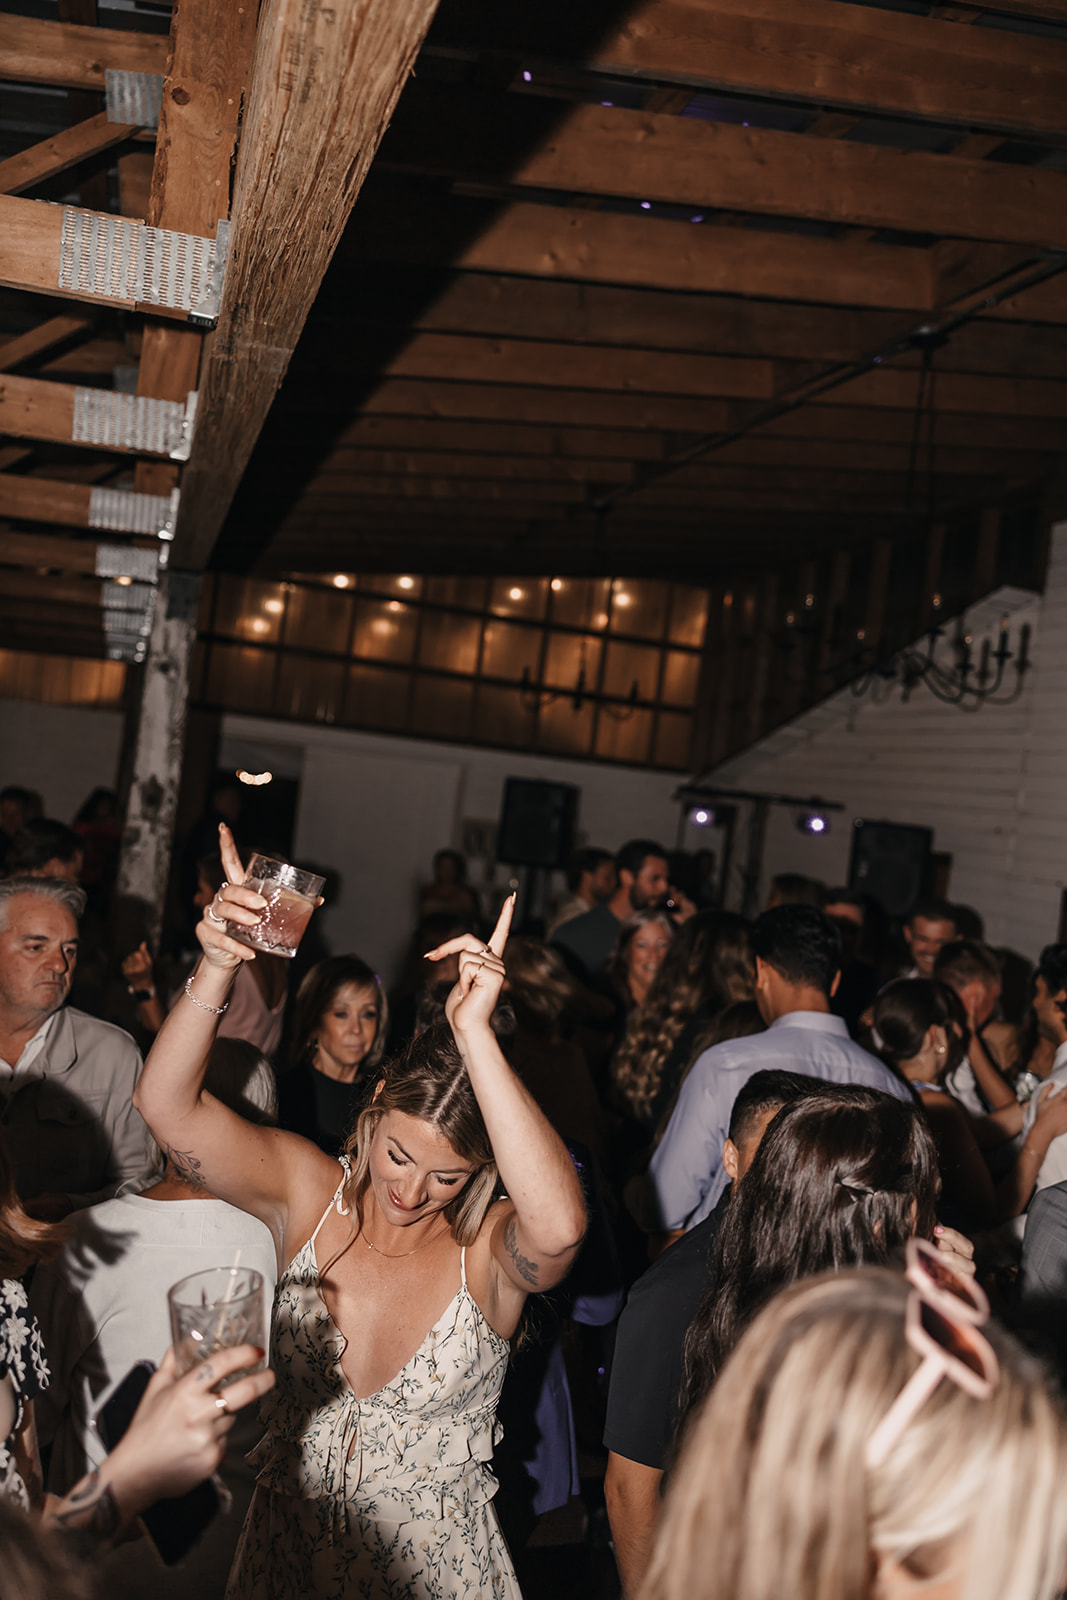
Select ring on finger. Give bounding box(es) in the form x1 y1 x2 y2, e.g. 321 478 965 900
205 901 227 926
214 1394 230 1415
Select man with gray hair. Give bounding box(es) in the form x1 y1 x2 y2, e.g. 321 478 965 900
0 876 151 1217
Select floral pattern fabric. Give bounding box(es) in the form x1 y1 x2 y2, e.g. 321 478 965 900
0 1276 49 1508
226 1161 521 1600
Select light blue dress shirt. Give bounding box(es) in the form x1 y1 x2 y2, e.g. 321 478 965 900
648 1009 911 1230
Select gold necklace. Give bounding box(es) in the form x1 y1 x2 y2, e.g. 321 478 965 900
361 1220 448 1259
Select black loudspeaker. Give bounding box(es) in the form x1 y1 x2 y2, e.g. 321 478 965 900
497 778 578 870
848 819 933 918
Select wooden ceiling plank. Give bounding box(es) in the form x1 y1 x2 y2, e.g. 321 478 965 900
431 0 1067 139
0 372 170 454
334 415 670 460
319 448 637 482
0 14 167 91
0 569 102 608
0 314 93 371
0 195 137 310
168 0 447 569
0 528 99 573
380 92 1067 250
381 332 777 398
353 198 935 311
0 474 92 531
0 112 140 198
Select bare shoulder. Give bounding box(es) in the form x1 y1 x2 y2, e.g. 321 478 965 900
269 1129 348 1243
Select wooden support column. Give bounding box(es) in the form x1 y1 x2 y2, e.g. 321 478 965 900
114 571 199 952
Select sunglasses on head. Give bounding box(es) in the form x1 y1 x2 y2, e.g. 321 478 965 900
866 1236 998 1469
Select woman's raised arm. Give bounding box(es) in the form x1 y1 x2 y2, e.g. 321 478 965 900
132 824 328 1239
427 899 587 1305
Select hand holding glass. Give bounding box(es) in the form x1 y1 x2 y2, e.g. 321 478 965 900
168 1266 266 1386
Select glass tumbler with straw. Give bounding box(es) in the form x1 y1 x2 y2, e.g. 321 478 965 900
168 1260 266 1387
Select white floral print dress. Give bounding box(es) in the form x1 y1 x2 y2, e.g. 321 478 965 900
226 1160 521 1600
0 1276 49 1509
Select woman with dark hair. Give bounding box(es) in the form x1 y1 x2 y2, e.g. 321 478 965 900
612 911 754 1132
874 977 1067 1229
607 908 676 1016
278 954 389 1154
132 825 586 1600
679 1087 946 1426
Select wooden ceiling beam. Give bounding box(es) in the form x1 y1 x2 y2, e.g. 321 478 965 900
347 194 934 311
318 448 638 482
381 90 1067 249
428 0 1067 138
0 569 103 609
168 0 447 569
0 314 94 372
0 473 93 530
0 113 142 198
0 529 100 573
0 373 171 454
0 194 188 314
0 14 167 91
332 415 672 460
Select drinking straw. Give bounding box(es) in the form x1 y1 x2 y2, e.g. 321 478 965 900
211 1249 243 1353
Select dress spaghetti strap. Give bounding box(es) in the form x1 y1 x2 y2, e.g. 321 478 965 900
460 1244 467 1290
310 1157 350 1246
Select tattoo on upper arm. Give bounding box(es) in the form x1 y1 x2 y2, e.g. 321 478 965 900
503 1215 540 1287
53 1468 122 1542
164 1143 208 1190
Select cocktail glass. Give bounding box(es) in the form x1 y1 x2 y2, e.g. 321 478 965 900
227 854 325 959
168 1266 266 1385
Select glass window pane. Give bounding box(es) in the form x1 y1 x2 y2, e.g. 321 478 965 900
213 576 287 644
549 577 611 631
418 612 481 674
423 577 486 610
594 707 654 764
274 656 344 723
489 578 548 621
411 675 474 740
602 640 661 700
611 579 669 640
203 642 275 712
284 586 352 654
669 585 709 648
345 664 411 731
353 599 417 663
543 632 602 691
474 684 537 748
361 574 423 600
661 650 701 706
653 712 694 769
536 697 595 757
480 621 542 682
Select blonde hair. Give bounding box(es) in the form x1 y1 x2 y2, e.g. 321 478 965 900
642 1269 1067 1600
341 1022 499 1247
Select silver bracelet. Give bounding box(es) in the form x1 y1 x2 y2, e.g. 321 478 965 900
183 977 230 1016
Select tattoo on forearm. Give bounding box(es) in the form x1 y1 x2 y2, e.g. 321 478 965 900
164 1143 208 1190
53 1468 122 1542
503 1216 540 1287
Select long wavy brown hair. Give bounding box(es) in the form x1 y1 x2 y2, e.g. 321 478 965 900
612 911 754 1121
0 1133 69 1278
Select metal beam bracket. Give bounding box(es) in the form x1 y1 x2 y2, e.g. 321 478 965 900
72 387 197 458
88 485 179 539
188 220 230 329
105 70 163 129
58 208 225 315
95 543 162 584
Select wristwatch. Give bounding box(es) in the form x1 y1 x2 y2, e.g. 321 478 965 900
128 984 156 1001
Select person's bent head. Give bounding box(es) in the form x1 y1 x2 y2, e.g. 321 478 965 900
5 819 84 883
721 1069 826 1187
933 939 1002 1029
904 899 959 979
289 954 388 1076
681 1088 937 1415
873 977 966 1085
644 1269 1067 1600
0 877 85 1023
751 903 841 1022
345 1022 498 1245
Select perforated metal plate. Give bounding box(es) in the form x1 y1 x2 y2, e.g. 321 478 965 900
94 542 162 582
59 209 218 312
72 388 193 457
89 491 176 541
105 70 163 129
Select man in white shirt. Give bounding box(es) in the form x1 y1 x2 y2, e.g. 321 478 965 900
1020 943 1067 1194
649 904 909 1231
0 876 151 1216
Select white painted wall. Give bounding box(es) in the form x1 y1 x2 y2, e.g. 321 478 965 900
703 526 1067 960
219 715 685 982
0 701 124 821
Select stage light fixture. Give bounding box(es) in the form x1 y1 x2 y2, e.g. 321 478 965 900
689 806 715 827
797 811 829 836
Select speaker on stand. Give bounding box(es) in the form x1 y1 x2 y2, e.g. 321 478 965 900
496 777 579 933
848 818 933 918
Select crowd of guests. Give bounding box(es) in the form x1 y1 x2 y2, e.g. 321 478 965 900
2 780 1067 1599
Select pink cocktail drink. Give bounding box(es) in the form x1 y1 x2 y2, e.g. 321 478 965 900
227 855 325 959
